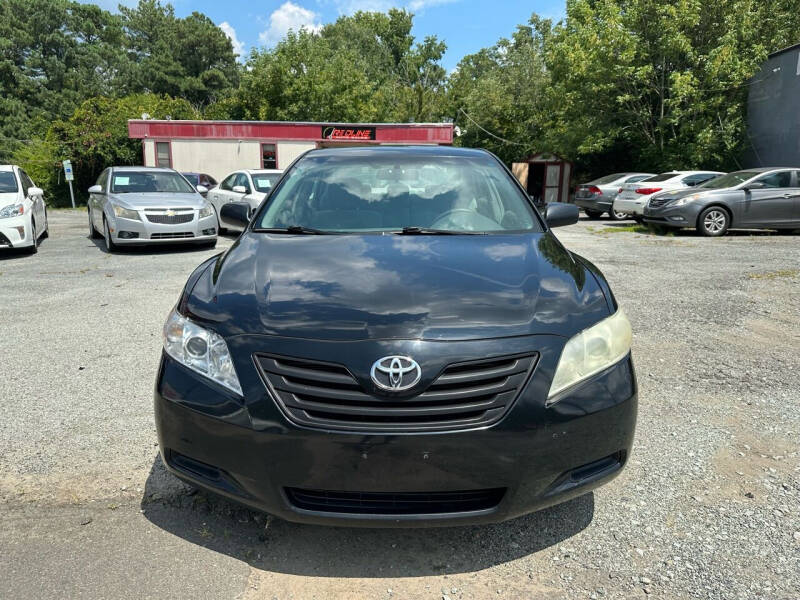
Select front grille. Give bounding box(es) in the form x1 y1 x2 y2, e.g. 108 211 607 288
255 352 538 432
285 487 505 515
145 212 194 224
151 232 194 239
648 197 673 208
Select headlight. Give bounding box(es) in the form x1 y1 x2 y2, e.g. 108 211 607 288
162 308 242 395
672 193 702 207
113 205 140 220
548 309 632 403
0 203 24 219
199 202 214 218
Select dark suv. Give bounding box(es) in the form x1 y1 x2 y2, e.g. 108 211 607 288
155 146 637 527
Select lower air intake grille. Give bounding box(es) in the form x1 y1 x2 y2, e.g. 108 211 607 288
151 232 194 239
285 487 505 515
255 352 537 433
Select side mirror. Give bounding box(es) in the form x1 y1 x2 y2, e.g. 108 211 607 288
88 185 103 194
196 185 208 194
744 181 766 191
232 185 247 194
27 186 43 197
545 202 580 228
220 201 251 229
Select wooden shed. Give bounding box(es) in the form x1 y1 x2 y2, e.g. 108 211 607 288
512 153 572 205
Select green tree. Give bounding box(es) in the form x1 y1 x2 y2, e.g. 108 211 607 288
0 0 129 160
119 0 239 108
15 94 197 207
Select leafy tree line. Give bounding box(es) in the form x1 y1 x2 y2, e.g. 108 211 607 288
4 0 799 206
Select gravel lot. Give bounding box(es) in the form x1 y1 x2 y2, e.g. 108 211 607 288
1 210 798 599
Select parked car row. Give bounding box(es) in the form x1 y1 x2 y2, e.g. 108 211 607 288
575 167 800 236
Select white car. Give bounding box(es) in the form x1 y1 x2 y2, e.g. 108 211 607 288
613 171 724 218
208 169 283 231
0 165 49 253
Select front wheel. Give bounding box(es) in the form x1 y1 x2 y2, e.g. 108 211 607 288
609 209 628 221
41 209 49 239
27 218 38 254
584 209 604 219
103 217 118 252
698 207 729 237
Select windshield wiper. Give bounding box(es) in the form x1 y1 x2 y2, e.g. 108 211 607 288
393 226 484 235
259 225 330 235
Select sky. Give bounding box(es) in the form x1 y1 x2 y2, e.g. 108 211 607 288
84 0 565 71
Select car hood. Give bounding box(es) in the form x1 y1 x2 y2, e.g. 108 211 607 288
108 192 204 209
184 232 611 342
0 192 20 205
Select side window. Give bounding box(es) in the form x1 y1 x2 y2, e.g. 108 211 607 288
96 169 109 191
207 175 218 186
19 170 34 193
754 171 792 188
220 173 237 191
234 173 251 193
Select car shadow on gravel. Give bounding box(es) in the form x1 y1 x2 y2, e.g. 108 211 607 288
140 454 595 577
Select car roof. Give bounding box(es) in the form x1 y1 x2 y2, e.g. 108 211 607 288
245 169 283 174
659 170 725 176
305 145 491 159
0 165 16 172
112 166 175 172
735 166 797 173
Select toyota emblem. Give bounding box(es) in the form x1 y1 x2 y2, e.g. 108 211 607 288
370 356 421 391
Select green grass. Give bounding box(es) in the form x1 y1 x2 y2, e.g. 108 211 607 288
747 269 799 280
592 224 673 236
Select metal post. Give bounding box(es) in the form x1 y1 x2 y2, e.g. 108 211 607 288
68 180 75 209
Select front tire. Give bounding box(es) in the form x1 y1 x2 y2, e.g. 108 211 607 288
584 209 604 219
27 218 38 254
698 207 729 237
103 217 118 253
88 209 101 239
41 209 49 239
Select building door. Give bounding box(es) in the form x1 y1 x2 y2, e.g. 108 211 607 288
544 162 562 204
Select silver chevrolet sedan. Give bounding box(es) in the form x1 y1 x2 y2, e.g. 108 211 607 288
87 167 218 252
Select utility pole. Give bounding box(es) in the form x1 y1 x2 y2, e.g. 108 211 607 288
62 159 75 208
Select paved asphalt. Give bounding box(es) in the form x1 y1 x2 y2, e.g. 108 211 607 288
1 210 798 599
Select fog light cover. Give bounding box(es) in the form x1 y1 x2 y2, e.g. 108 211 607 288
162 308 242 395
548 309 632 403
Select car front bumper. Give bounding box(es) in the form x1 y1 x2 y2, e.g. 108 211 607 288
154 335 637 527
0 216 34 248
643 204 703 228
109 213 218 245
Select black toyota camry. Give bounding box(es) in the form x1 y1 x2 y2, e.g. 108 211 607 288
155 146 637 527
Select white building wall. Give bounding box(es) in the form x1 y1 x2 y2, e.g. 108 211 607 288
277 142 317 169
167 140 261 182
143 139 156 166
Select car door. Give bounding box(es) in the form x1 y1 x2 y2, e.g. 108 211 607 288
91 169 110 231
18 169 43 233
739 170 795 227
209 173 238 215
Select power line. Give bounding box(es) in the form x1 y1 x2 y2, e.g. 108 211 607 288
457 108 528 146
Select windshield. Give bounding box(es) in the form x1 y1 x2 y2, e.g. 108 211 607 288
256 153 540 233
0 171 18 193
252 173 281 193
590 173 626 185
698 171 759 189
111 171 196 194
182 173 199 186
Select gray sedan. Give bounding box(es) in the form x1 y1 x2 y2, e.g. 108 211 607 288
643 168 800 236
574 172 654 220
87 167 218 252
